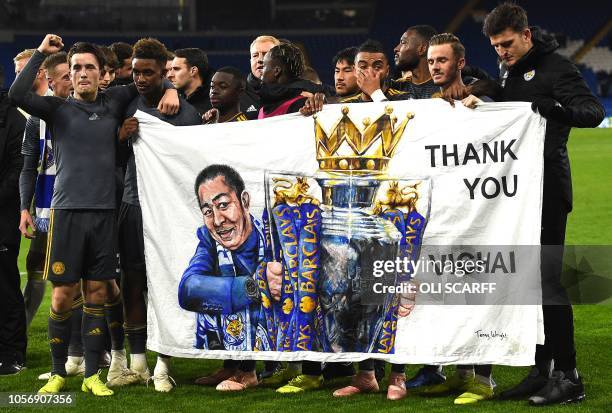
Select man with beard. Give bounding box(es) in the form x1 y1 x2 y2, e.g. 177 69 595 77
402 29 496 392
19 52 87 381
481 3 604 406
418 35 495 405
392 25 440 99
392 26 493 104
115 37 201 393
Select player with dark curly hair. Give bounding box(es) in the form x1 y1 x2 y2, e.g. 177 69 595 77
257 43 309 118
114 37 201 392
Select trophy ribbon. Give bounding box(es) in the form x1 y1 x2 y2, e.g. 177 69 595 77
374 208 427 354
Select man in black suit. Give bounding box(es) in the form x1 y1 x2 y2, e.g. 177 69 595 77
0 66 27 375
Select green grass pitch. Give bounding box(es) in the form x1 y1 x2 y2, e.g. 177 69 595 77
2 128 611 412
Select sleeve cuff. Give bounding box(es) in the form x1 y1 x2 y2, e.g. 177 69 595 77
370 89 388 102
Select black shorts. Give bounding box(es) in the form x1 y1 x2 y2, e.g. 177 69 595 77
118 202 146 272
43 209 119 283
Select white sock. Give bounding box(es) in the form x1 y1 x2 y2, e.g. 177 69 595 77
110 349 127 368
154 356 171 376
130 353 148 372
67 355 83 365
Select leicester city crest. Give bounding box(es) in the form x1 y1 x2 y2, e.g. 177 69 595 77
222 312 246 347
523 70 535 81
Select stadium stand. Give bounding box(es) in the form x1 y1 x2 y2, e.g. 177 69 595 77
0 0 609 116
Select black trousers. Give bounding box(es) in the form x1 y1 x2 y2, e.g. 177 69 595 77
0 243 27 364
536 195 576 371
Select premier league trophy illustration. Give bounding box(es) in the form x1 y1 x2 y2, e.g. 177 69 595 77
266 105 430 355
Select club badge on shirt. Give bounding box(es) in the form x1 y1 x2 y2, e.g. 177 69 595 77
89 113 100 121
524 70 535 81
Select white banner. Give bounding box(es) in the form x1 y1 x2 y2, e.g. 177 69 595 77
134 99 545 365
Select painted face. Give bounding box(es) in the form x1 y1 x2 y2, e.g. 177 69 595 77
209 71 241 110
334 59 358 96
132 58 164 97
250 40 276 79
70 52 101 99
99 65 116 90
355 51 390 81
48 62 73 99
394 30 421 71
167 57 193 90
489 28 532 67
427 43 463 87
198 176 252 251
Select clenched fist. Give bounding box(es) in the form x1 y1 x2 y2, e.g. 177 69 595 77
299 92 325 116
202 108 220 124
119 117 139 142
37 34 64 55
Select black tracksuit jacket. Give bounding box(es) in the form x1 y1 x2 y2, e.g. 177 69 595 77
495 27 605 211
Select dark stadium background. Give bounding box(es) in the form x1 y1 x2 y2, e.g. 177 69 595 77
1 0 610 117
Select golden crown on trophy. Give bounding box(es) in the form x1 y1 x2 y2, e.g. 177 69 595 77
313 105 414 174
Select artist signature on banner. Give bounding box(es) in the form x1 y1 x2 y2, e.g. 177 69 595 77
474 329 508 340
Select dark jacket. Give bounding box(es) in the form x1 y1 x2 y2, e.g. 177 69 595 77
497 27 605 210
240 73 262 119
184 85 212 116
0 92 25 247
258 81 308 117
109 76 133 87
240 74 327 119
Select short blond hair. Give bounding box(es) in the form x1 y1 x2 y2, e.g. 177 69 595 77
14 49 36 63
250 35 280 51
